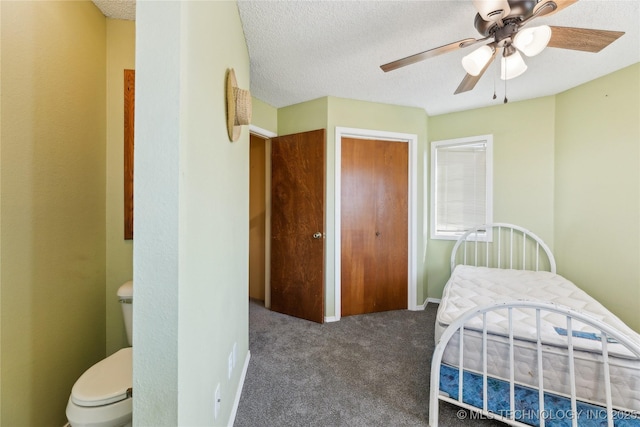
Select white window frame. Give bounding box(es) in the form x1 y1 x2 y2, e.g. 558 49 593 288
430 134 493 241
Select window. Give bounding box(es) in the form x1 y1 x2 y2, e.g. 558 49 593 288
430 135 493 240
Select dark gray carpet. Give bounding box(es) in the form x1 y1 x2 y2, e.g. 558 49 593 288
235 300 504 427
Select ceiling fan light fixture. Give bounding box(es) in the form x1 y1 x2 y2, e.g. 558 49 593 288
500 50 527 80
513 25 552 57
462 45 494 76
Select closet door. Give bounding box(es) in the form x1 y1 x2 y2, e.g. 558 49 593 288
341 137 408 316
341 139 377 315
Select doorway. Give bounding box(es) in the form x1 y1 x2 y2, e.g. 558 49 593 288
249 126 418 322
249 133 267 302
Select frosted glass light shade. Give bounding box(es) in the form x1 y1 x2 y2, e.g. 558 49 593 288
500 50 527 80
513 25 552 57
462 45 494 76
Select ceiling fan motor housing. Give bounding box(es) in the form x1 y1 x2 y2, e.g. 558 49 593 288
472 0 511 21
494 23 520 46
474 0 538 36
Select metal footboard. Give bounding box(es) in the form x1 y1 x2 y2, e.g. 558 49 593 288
429 301 640 426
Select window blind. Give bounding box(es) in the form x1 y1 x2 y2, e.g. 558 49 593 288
434 142 487 235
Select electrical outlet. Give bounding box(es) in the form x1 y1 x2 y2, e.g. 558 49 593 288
232 342 237 368
214 383 221 419
228 352 233 379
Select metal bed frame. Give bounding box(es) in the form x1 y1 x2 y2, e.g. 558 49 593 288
430 224 640 426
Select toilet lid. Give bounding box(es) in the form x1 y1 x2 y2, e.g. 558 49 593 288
71 347 132 407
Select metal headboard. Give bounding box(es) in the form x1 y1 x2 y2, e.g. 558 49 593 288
450 223 556 273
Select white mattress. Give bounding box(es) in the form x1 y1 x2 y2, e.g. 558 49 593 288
435 265 640 412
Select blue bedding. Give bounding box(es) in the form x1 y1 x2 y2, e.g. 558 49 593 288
439 364 640 426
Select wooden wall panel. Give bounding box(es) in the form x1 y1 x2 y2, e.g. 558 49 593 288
124 69 135 239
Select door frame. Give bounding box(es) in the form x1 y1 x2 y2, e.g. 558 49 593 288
334 127 418 321
249 124 277 309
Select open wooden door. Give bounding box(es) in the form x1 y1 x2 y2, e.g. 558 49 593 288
270 129 325 323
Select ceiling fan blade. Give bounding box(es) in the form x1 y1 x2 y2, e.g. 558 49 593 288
548 26 625 52
454 48 498 94
533 0 578 16
380 38 477 73
519 0 557 26
454 73 482 95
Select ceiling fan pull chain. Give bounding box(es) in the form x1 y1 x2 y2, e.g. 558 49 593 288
503 60 508 104
492 57 497 100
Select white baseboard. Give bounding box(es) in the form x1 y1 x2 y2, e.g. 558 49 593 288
426 297 441 305
228 350 251 426
324 316 339 323
412 299 428 311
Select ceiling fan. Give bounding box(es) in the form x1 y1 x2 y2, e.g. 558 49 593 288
380 0 625 95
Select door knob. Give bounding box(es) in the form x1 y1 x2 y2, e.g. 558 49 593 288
313 232 322 239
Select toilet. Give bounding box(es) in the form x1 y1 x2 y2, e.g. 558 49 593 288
66 281 133 427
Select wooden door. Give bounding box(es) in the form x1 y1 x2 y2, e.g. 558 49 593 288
249 134 266 301
341 137 408 316
270 129 325 323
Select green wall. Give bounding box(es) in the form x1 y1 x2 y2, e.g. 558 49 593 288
134 1 250 425
278 97 328 135
555 63 640 331
1 1 107 425
251 97 278 134
426 66 639 331
427 96 556 298
106 18 135 356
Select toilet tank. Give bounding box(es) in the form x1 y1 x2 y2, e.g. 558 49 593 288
117 281 133 346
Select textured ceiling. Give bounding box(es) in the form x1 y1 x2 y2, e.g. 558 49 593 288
93 0 639 116
238 0 639 116
92 0 135 20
